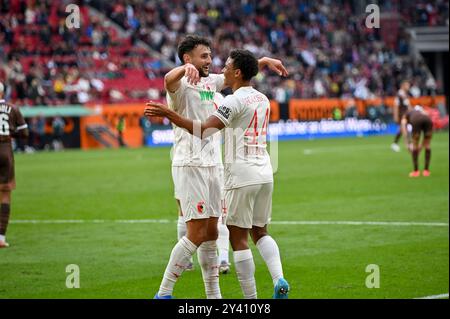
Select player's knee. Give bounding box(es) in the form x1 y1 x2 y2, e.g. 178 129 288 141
229 236 248 251
1 191 11 204
250 227 267 244
205 227 218 241
186 227 207 246
191 230 217 245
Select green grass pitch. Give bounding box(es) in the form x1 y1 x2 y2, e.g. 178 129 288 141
0 133 448 299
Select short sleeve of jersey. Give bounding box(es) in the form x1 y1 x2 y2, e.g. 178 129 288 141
166 77 188 111
210 74 225 92
13 106 27 131
212 95 240 127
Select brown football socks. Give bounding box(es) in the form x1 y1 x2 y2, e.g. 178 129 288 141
425 149 431 170
412 150 419 171
0 203 10 236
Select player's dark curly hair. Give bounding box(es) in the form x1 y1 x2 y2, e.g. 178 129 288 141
229 49 259 81
177 35 211 64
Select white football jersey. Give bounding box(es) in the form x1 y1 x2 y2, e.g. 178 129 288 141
167 73 225 167
213 86 273 190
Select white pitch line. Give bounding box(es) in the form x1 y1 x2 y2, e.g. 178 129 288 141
12 219 87 224
10 219 449 227
271 221 449 227
300 139 449 155
115 219 172 224
414 293 449 299
10 219 172 224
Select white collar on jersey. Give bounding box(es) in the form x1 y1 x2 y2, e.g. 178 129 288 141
235 86 253 92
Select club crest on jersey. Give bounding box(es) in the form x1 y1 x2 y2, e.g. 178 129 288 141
197 201 206 214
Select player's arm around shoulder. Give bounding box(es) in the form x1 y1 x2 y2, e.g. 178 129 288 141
145 101 225 138
164 63 200 93
257 57 289 77
164 66 185 93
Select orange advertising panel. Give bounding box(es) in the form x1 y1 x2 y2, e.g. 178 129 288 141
82 101 282 149
289 99 344 121
80 103 147 149
361 96 446 111
270 100 280 122
289 96 446 121
81 96 446 149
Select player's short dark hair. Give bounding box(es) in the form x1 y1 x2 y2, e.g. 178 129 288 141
229 49 259 81
177 35 211 64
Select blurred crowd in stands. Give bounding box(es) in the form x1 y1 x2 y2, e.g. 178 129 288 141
0 0 448 107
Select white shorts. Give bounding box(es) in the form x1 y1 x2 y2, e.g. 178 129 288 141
225 182 273 229
218 166 228 224
173 166 224 200
172 166 222 222
218 166 224 200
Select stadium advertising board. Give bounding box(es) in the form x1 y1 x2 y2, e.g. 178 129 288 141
81 103 149 149
81 96 446 149
21 105 95 149
146 119 398 146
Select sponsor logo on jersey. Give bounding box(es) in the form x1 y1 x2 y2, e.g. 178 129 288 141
199 90 215 101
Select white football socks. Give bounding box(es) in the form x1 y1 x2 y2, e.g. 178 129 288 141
0 235 5 242
233 249 257 299
177 216 186 240
177 216 193 264
197 240 222 299
158 236 197 296
256 235 284 286
217 221 230 264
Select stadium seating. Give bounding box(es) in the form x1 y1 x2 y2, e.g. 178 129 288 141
0 0 165 106
0 0 448 106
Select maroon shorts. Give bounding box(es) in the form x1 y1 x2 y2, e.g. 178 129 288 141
0 142 15 191
410 116 433 140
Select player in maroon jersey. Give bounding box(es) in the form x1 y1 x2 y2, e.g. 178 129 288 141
0 82 29 248
391 81 411 152
401 105 433 177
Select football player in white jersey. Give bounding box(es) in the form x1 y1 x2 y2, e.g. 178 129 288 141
151 35 287 299
174 91 231 274
146 49 289 299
